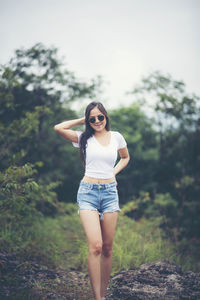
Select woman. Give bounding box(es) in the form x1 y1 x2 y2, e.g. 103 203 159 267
54 101 130 300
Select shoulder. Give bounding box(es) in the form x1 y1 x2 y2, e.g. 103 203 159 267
74 130 84 140
111 131 127 149
111 131 124 138
77 130 83 137
72 130 83 148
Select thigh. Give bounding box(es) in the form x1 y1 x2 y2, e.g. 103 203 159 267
79 210 102 246
100 212 118 245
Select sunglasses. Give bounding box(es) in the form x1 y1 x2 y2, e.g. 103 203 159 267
89 114 105 124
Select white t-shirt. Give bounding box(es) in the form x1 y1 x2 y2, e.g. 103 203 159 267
72 131 127 179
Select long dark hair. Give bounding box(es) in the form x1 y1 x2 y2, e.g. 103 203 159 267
79 101 110 166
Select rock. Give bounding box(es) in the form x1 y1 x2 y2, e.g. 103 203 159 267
0 252 200 300
0 251 93 299
106 260 200 300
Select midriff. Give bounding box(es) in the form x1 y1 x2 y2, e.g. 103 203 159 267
82 176 115 184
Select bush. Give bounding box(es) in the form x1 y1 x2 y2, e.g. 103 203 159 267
0 163 60 252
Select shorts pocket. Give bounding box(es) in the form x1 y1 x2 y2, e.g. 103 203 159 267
78 184 92 194
106 185 117 194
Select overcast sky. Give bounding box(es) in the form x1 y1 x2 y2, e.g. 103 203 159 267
0 0 199 109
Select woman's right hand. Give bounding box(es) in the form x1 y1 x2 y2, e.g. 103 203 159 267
79 117 85 125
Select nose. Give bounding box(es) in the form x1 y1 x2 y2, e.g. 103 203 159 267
94 117 101 123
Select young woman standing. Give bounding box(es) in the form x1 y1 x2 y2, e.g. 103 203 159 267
54 102 130 300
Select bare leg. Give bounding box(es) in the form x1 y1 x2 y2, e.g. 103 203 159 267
79 210 102 300
100 212 118 298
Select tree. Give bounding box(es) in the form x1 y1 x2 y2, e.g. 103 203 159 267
0 43 100 201
109 104 159 203
129 71 200 240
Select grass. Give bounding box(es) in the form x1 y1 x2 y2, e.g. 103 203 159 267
1 202 199 299
1 203 199 274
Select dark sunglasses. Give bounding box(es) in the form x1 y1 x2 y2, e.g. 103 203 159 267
89 114 105 124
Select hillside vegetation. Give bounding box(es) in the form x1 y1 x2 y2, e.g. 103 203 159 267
0 44 199 287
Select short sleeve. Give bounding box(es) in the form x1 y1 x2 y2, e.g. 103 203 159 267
72 131 83 148
115 132 127 150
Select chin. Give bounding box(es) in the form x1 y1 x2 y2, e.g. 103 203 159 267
92 122 107 131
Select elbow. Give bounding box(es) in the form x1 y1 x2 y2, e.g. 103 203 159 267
122 156 130 166
54 125 60 132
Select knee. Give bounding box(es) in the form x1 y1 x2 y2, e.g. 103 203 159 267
89 241 103 256
102 243 113 257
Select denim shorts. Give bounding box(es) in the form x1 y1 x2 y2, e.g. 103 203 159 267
77 181 121 220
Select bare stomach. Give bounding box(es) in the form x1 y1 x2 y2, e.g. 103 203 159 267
82 176 115 184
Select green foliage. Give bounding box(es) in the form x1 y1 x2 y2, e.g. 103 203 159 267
0 163 60 232
109 104 159 202
0 163 40 228
120 187 200 254
0 105 51 166
131 71 199 128
112 216 176 273
129 71 200 242
6 43 99 102
0 44 199 276
0 43 100 201
3 203 196 273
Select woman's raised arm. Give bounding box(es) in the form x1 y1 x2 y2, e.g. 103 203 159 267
54 117 85 143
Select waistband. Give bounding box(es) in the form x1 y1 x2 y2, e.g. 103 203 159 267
80 180 116 189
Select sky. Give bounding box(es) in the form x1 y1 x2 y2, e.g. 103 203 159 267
0 0 199 110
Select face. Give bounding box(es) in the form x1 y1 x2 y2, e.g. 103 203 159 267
88 106 107 132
